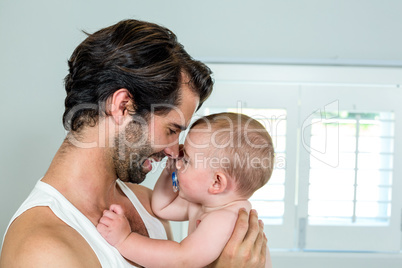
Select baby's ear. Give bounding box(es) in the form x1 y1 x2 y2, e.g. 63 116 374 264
208 172 228 194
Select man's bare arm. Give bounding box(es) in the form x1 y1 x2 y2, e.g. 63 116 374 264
0 207 100 268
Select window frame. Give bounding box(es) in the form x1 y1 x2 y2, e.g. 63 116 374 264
203 63 402 252
298 85 402 252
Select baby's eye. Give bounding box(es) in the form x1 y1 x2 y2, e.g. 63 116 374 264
182 158 189 165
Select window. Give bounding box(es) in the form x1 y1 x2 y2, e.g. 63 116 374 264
307 111 394 226
197 64 402 252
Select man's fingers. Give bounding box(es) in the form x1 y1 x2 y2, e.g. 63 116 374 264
227 208 249 245
254 219 267 266
263 232 272 268
261 234 268 265
252 220 264 253
243 209 260 245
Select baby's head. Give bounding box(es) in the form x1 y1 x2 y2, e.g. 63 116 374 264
186 112 274 198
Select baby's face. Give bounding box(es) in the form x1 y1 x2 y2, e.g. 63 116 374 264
174 128 215 202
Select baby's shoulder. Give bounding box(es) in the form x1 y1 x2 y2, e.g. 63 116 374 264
225 199 252 214
207 200 252 219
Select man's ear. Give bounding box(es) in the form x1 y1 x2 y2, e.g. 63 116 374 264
107 88 134 125
208 172 228 195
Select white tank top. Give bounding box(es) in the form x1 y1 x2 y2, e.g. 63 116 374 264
3 179 167 267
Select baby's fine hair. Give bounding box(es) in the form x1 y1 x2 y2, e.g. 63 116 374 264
191 112 274 198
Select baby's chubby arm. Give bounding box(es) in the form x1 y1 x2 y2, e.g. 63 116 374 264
98 204 238 268
151 158 189 221
96 204 131 248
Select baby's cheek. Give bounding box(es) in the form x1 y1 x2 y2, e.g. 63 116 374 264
178 177 191 191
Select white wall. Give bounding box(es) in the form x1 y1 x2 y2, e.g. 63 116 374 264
1 0 401 266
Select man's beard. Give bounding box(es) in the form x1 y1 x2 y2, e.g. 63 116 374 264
112 119 164 184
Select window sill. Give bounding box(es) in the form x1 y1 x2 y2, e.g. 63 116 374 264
271 251 402 268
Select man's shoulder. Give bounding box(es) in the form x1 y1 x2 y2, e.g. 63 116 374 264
1 207 100 267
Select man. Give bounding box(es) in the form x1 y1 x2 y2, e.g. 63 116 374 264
0 19 268 267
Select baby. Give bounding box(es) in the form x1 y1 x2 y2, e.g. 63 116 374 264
97 112 274 268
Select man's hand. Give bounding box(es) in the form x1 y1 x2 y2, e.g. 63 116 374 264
208 208 270 268
97 204 132 248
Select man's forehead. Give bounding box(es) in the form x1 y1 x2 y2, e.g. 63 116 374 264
150 106 193 126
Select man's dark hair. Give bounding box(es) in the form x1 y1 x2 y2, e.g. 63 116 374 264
63 19 213 132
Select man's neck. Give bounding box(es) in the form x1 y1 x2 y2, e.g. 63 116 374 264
42 138 118 225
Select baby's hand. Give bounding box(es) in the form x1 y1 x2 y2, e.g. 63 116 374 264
97 204 131 248
164 144 184 173
165 157 176 174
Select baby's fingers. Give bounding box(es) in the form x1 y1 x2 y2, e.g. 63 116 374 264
110 204 124 215
99 215 113 227
103 209 118 219
96 222 108 236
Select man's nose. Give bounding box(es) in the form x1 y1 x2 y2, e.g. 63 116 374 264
163 143 179 159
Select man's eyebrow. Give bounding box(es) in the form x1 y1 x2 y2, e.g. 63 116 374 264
171 123 187 131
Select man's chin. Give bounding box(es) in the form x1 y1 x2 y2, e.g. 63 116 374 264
126 152 166 184
121 166 148 184
127 172 147 184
